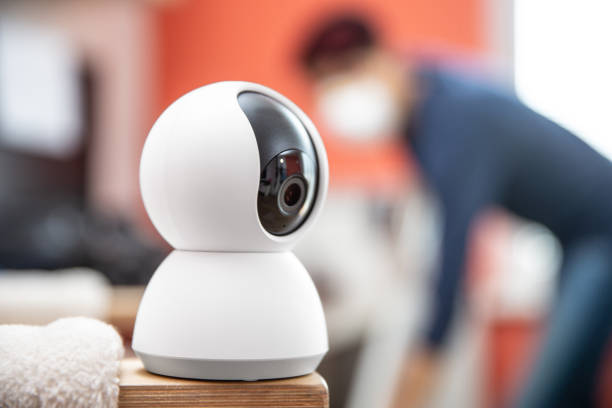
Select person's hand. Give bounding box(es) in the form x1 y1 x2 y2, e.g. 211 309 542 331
390 348 441 408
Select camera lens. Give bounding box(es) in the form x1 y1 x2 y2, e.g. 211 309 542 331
284 183 302 207
257 149 317 236
278 176 306 215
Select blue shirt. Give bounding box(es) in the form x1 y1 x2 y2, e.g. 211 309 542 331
406 67 612 348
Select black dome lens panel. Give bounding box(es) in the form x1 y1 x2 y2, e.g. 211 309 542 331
238 92 318 236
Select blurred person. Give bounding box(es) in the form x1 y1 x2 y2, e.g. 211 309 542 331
299 15 612 408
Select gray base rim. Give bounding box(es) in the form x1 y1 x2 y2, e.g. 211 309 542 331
134 350 327 381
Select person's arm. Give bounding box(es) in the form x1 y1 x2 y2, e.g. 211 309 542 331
424 158 495 349
393 109 500 406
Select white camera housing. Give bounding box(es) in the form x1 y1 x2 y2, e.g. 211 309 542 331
132 82 329 380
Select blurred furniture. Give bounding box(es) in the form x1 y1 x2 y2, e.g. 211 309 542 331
0 269 111 325
119 358 329 408
108 285 145 343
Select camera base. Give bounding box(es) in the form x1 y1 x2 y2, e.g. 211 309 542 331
136 351 326 381
132 250 328 380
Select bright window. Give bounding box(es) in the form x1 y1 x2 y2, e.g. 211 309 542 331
514 1 612 159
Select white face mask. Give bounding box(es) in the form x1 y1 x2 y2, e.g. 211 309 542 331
317 76 399 142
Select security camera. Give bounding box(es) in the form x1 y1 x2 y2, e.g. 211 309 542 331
132 82 329 380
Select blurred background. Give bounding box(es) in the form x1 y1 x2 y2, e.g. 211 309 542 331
1 1 612 407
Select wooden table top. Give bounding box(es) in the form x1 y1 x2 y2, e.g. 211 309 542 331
119 358 329 408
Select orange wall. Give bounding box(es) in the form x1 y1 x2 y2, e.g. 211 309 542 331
153 0 486 190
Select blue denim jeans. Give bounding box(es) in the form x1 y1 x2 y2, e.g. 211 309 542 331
515 237 612 408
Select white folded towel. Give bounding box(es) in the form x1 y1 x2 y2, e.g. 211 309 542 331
0 317 124 408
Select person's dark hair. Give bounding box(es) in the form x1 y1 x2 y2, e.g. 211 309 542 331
300 15 377 75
